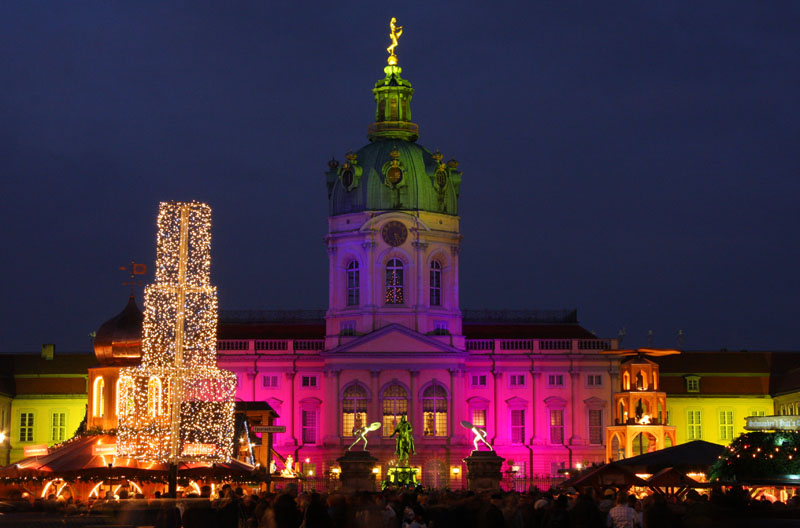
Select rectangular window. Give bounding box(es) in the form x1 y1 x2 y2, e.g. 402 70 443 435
347 266 360 306
750 410 766 417
430 264 442 306
589 409 603 445
586 374 603 387
302 410 317 444
471 375 487 388
687 410 702 440
550 461 565 476
511 409 525 444
433 321 449 335
301 375 318 389
510 374 526 387
548 374 564 387
719 410 734 441
549 409 564 444
340 321 356 336
51 412 66 442
686 377 700 392
472 408 486 428
262 375 279 388
19 412 34 442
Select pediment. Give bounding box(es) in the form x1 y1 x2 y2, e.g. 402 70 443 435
326 324 462 355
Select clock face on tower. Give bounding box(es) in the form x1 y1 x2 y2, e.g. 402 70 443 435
381 221 408 247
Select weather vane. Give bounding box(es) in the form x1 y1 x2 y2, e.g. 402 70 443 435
387 17 403 65
120 260 147 294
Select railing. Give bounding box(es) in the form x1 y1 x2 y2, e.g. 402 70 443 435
255 340 289 351
465 338 616 354
218 340 250 351
501 339 534 350
540 340 572 350
295 340 324 351
217 339 324 353
466 339 494 351
578 339 612 350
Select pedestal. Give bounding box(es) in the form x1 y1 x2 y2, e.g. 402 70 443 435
337 450 378 492
463 450 505 492
383 466 419 489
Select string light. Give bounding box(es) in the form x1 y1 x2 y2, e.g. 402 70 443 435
117 202 236 464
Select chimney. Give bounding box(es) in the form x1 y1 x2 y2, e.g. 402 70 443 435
41 344 55 360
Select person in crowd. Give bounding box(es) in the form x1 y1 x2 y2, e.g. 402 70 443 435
607 493 639 528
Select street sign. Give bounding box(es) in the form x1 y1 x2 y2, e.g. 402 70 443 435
252 425 286 433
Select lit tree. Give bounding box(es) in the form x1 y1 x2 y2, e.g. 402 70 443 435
117 202 236 465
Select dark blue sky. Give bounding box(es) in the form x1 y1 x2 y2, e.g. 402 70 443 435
1 2 798 353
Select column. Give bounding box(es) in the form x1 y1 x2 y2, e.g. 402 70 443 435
409 370 419 435
569 369 582 445
323 370 340 446
531 371 544 445
285 372 297 446
370 370 380 445
491 371 502 445
450 368 466 444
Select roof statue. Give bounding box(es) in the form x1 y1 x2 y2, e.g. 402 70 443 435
460 420 493 452
387 17 403 65
347 422 382 451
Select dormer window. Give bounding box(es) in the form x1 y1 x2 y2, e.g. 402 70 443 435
685 375 701 393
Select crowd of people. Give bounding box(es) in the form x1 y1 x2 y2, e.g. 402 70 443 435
7 484 800 528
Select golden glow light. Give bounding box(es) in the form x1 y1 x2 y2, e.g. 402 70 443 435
93 377 104 417
117 202 236 464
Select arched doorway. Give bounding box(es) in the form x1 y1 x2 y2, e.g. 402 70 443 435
423 459 448 488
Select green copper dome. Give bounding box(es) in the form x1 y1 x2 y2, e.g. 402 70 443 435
325 65 462 216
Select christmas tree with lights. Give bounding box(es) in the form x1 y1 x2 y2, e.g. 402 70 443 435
117 202 236 466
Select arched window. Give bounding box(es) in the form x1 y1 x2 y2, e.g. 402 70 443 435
385 259 404 304
382 384 408 436
346 261 360 306
422 383 448 437
147 376 162 418
342 384 368 436
92 376 105 417
116 377 132 416
430 260 442 306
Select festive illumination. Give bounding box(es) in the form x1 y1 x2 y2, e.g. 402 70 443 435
117 202 236 463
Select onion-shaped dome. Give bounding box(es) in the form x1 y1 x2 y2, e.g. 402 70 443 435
325 64 462 216
94 295 143 366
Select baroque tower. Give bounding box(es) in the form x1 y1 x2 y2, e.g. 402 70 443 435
324 45 464 350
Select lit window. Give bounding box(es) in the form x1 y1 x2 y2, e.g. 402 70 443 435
19 412 34 442
342 384 368 436
385 259 404 304
719 410 734 441
547 374 564 387
510 374 526 387
471 375 487 388
51 412 66 442
262 375 279 388
423 383 448 437
589 409 603 445
549 410 564 444
302 410 318 444
92 376 105 417
430 261 442 306
346 261 360 306
301 375 319 388
586 374 603 387
472 408 486 428
382 384 408 436
687 410 702 440
511 409 525 444
147 376 162 417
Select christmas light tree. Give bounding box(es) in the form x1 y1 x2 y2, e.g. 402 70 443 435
117 202 236 464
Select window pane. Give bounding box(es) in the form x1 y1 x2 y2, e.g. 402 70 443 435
472 409 486 427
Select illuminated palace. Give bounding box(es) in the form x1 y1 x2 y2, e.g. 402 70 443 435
213 40 620 486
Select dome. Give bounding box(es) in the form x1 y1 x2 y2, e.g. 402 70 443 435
325 64 462 217
94 295 143 366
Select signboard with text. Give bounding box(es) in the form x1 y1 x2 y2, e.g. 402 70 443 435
92 443 117 456
252 425 286 434
745 415 800 431
182 443 217 456
23 444 49 457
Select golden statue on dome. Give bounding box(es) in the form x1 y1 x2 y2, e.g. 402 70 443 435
387 17 403 65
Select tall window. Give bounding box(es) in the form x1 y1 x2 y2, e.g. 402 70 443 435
472 408 487 428
423 384 448 436
346 261 360 306
550 409 564 444
511 409 525 444
589 409 603 445
430 261 442 306
19 412 34 442
382 384 408 436
719 410 734 441
385 259 404 304
342 385 368 436
687 410 702 440
92 376 105 417
147 376 162 418
51 412 66 442
302 410 317 444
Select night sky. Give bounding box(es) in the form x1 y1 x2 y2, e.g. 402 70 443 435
1 2 798 353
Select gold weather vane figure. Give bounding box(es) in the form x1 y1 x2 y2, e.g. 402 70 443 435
387 17 403 65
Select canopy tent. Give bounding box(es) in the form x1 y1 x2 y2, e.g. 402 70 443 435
647 467 706 498
561 462 649 493
615 440 724 474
